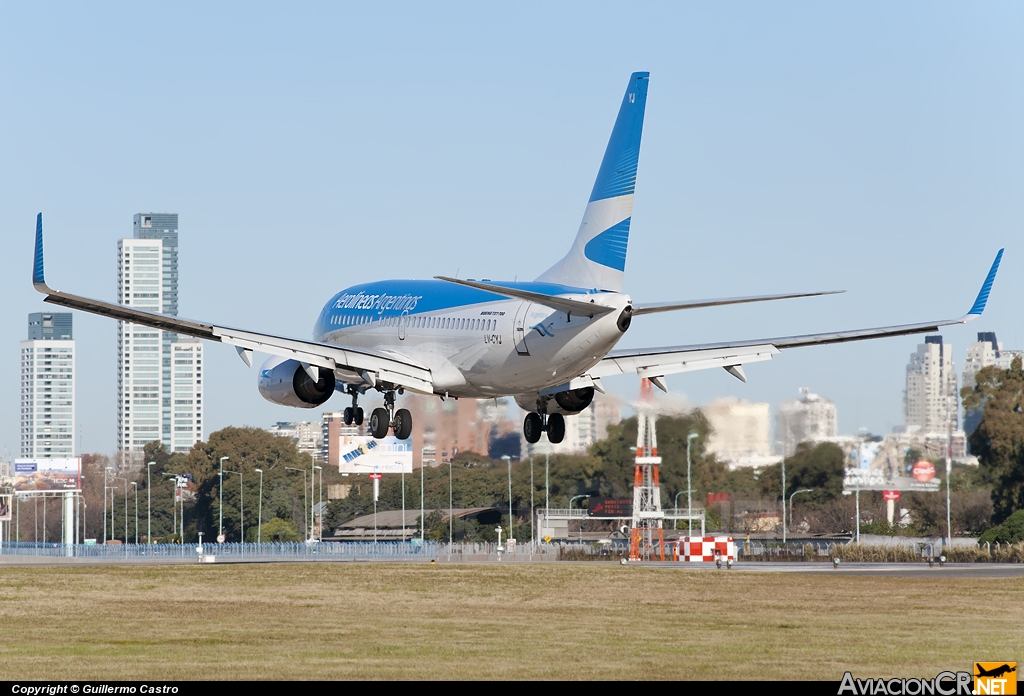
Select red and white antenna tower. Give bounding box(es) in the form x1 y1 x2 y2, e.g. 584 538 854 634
630 378 665 561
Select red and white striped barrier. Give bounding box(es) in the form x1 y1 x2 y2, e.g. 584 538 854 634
676 536 736 562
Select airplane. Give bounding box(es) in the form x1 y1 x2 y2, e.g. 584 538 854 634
31 72 1003 446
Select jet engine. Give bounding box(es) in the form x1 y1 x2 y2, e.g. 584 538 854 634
258 356 336 408
554 386 595 414
515 386 595 416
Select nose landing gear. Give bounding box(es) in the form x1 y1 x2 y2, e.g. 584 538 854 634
523 412 565 444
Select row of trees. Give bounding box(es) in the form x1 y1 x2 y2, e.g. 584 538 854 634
11 427 327 544
14 354 1023 544
325 377 1018 539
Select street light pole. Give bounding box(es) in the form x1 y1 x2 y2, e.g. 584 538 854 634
219 456 229 541
946 397 953 546
111 477 128 542
313 465 322 542
686 433 698 537
789 489 813 530
131 482 138 545
254 468 263 544
569 495 586 542
310 455 315 543
164 474 177 541
285 467 308 539
448 458 453 548
224 470 243 542
103 466 112 544
503 455 512 540
530 456 534 547
782 455 787 544
146 461 155 545
545 452 549 541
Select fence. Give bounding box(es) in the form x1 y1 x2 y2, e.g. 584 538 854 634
0 540 441 562
0 540 574 563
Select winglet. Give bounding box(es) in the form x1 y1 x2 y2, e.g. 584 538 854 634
33 212 49 292
967 249 1004 317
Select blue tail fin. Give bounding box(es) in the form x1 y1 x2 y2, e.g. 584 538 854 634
537 72 649 292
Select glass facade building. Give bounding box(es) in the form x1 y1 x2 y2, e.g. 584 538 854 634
118 214 203 457
20 313 75 458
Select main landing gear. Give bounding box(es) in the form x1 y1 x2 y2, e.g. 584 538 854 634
523 412 565 445
369 388 413 441
343 386 364 426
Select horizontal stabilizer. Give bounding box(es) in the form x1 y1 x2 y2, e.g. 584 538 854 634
633 290 843 316
433 277 615 317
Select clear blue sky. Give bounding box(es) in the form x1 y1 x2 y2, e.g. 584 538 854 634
1 2 1021 456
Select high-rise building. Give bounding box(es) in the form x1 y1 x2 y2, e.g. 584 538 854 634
170 339 204 453
904 335 957 434
704 397 771 463
20 312 75 458
962 332 1024 435
118 214 202 457
776 388 837 456
267 420 323 458
134 213 179 446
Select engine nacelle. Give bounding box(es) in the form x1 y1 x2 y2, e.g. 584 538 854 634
515 386 595 416
554 387 595 414
258 356 336 409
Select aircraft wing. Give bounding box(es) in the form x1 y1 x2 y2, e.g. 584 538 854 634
30 214 434 395
587 249 1003 391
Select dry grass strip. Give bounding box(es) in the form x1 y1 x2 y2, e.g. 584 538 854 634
0 563 1019 680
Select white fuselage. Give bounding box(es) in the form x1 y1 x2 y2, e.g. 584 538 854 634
313 281 631 398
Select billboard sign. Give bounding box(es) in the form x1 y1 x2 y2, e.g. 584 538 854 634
587 497 633 518
14 458 81 492
843 468 939 493
882 490 900 501
338 435 413 474
912 460 936 483
0 494 11 521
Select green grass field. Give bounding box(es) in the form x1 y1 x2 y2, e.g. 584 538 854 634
0 563 1019 680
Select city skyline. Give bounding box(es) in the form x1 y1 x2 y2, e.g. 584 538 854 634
1 4 1020 457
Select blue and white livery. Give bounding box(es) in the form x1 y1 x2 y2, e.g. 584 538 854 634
31 72 1004 445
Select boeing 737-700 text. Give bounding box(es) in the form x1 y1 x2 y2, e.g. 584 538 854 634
31 72 1003 445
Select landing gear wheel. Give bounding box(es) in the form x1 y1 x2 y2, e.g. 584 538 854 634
524 413 543 444
354 407 364 426
393 408 413 440
343 407 354 426
369 407 390 439
547 413 565 444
